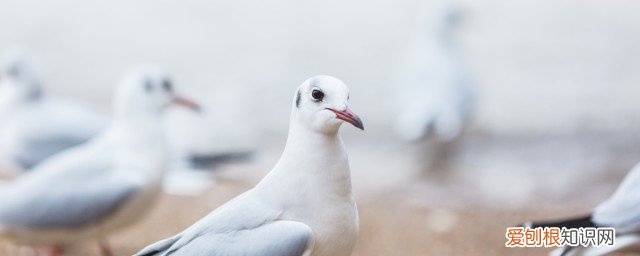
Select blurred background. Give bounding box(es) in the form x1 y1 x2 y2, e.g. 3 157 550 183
1 0 639 255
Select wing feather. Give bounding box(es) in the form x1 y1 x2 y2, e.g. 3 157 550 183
135 221 313 256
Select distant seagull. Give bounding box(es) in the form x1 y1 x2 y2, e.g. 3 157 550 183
135 75 363 256
0 48 108 174
395 5 473 142
524 162 640 255
0 48 244 182
0 65 200 256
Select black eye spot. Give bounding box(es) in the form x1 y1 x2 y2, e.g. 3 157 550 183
311 89 324 102
162 78 173 92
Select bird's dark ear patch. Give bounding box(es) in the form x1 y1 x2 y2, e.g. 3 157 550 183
295 90 301 108
162 78 173 92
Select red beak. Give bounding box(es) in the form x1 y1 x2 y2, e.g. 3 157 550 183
171 95 201 112
327 107 364 130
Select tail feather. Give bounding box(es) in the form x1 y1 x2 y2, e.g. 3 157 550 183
134 234 182 256
523 214 597 229
559 246 575 256
523 214 595 256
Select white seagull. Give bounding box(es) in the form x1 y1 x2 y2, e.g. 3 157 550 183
0 48 108 175
394 5 473 142
0 65 200 256
525 162 640 255
135 75 363 256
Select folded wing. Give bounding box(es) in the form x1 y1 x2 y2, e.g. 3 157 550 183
136 221 313 256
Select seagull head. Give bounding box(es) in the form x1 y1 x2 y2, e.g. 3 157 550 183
291 75 363 134
0 47 43 102
114 65 200 119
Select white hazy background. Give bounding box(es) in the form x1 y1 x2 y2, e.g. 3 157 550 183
1 0 639 143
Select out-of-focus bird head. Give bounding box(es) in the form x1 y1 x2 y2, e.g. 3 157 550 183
433 5 464 42
114 65 200 119
291 75 363 134
0 47 43 102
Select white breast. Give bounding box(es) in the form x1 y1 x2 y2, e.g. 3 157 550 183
308 200 359 256
277 188 359 256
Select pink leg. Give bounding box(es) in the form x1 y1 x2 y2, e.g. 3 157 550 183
98 240 114 256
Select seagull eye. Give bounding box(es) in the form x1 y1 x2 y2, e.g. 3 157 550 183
311 89 324 101
162 79 173 92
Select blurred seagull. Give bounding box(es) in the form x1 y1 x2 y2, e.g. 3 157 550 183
135 75 363 256
0 65 200 256
395 5 473 142
524 162 640 255
0 48 247 189
0 48 108 175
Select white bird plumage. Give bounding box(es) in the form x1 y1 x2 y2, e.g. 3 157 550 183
566 162 640 255
0 48 108 175
593 162 640 232
528 162 640 255
135 75 363 256
0 65 200 255
395 5 473 142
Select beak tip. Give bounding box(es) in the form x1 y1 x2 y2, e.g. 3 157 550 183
188 105 202 114
354 116 364 131
172 95 201 113
326 107 364 131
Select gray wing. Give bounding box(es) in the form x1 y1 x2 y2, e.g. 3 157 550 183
593 163 640 230
135 221 313 256
9 99 107 169
14 136 89 169
136 234 183 256
0 176 139 229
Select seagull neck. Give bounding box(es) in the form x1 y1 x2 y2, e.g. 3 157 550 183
114 106 164 124
111 112 166 155
257 122 353 200
284 124 342 154
110 116 168 181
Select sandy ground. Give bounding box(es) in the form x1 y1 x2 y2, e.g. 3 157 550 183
2 133 639 256
1 183 558 256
